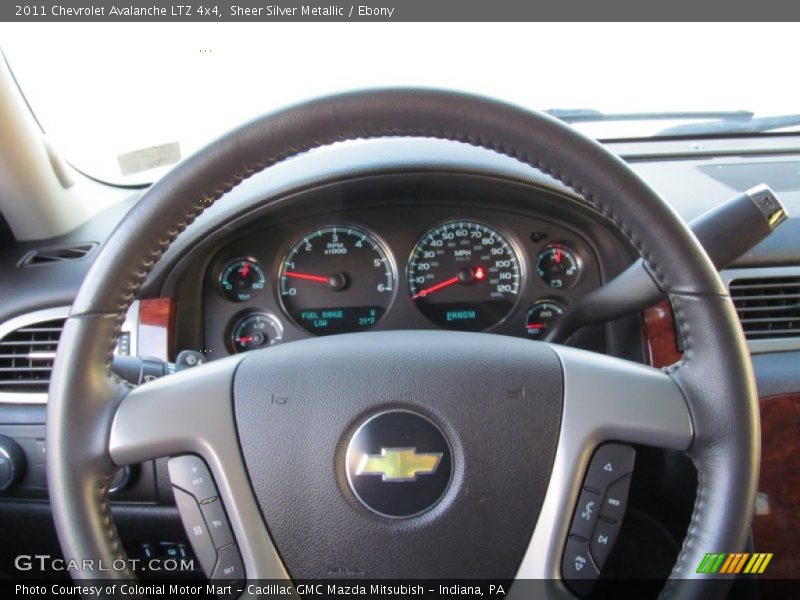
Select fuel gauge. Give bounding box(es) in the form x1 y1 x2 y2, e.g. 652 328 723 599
228 312 284 354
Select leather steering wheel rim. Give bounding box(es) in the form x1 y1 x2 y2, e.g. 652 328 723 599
47 89 759 598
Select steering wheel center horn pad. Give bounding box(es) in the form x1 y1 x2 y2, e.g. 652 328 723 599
233 330 562 578
49 89 758 599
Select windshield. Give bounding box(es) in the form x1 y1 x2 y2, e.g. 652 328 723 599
1 22 798 185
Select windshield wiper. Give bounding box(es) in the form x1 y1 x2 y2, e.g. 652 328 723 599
545 108 755 124
655 114 800 136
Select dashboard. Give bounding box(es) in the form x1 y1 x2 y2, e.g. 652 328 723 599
1 134 799 579
192 174 633 363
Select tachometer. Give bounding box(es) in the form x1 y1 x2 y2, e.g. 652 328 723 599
278 226 396 335
407 220 522 331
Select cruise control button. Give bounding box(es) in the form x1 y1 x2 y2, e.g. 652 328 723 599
172 487 218 574
562 537 599 597
168 455 218 502
601 473 632 522
590 518 621 569
201 498 235 549
570 488 602 540
211 544 245 580
584 444 635 492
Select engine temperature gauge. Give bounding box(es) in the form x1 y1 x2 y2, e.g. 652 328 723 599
525 300 565 340
228 312 283 354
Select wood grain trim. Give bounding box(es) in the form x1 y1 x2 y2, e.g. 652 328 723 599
642 301 800 579
138 298 175 362
642 299 683 368
752 392 800 579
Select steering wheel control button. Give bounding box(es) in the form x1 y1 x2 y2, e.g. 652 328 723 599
570 488 602 540
583 443 635 492
590 518 621 569
564 443 635 588
562 537 600 597
200 498 235 549
211 544 245 580
345 410 452 518
600 473 632 522
168 455 217 502
172 487 218 575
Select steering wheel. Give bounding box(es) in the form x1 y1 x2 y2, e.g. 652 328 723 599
47 90 758 598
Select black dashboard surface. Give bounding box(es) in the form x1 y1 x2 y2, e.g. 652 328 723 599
2 136 800 327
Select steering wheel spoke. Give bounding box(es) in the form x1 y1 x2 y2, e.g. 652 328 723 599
109 355 242 464
108 355 289 580
47 90 757 597
513 346 693 593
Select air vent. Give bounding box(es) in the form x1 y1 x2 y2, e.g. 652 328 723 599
729 276 800 340
19 243 96 267
0 318 65 392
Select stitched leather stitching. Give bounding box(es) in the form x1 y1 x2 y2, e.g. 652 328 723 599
660 455 705 598
81 119 716 587
95 128 691 368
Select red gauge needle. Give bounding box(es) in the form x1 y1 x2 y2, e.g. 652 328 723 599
555 248 563 264
241 262 250 277
284 271 329 284
526 323 544 329
413 276 460 299
238 336 252 343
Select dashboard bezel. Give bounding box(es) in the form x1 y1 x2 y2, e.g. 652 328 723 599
174 172 636 363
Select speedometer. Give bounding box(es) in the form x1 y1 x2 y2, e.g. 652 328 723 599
407 220 522 331
278 226 396 335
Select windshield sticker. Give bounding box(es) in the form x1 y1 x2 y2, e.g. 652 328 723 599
117 142 181 176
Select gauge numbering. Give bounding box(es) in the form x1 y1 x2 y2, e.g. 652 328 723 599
407 220 522 331
278 226 396 335
219 257 266 302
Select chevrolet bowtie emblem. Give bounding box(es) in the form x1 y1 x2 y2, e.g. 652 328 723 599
356 447 442 482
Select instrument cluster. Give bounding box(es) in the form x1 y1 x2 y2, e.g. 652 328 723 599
204 208 602 357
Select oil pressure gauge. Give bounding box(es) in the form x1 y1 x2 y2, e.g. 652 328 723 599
525 300 565 340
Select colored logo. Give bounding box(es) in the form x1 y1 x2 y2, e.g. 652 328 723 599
345 410 453 518
697 553 773 574
356 448 442 482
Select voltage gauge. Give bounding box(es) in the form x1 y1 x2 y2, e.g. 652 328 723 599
536 244 582 289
